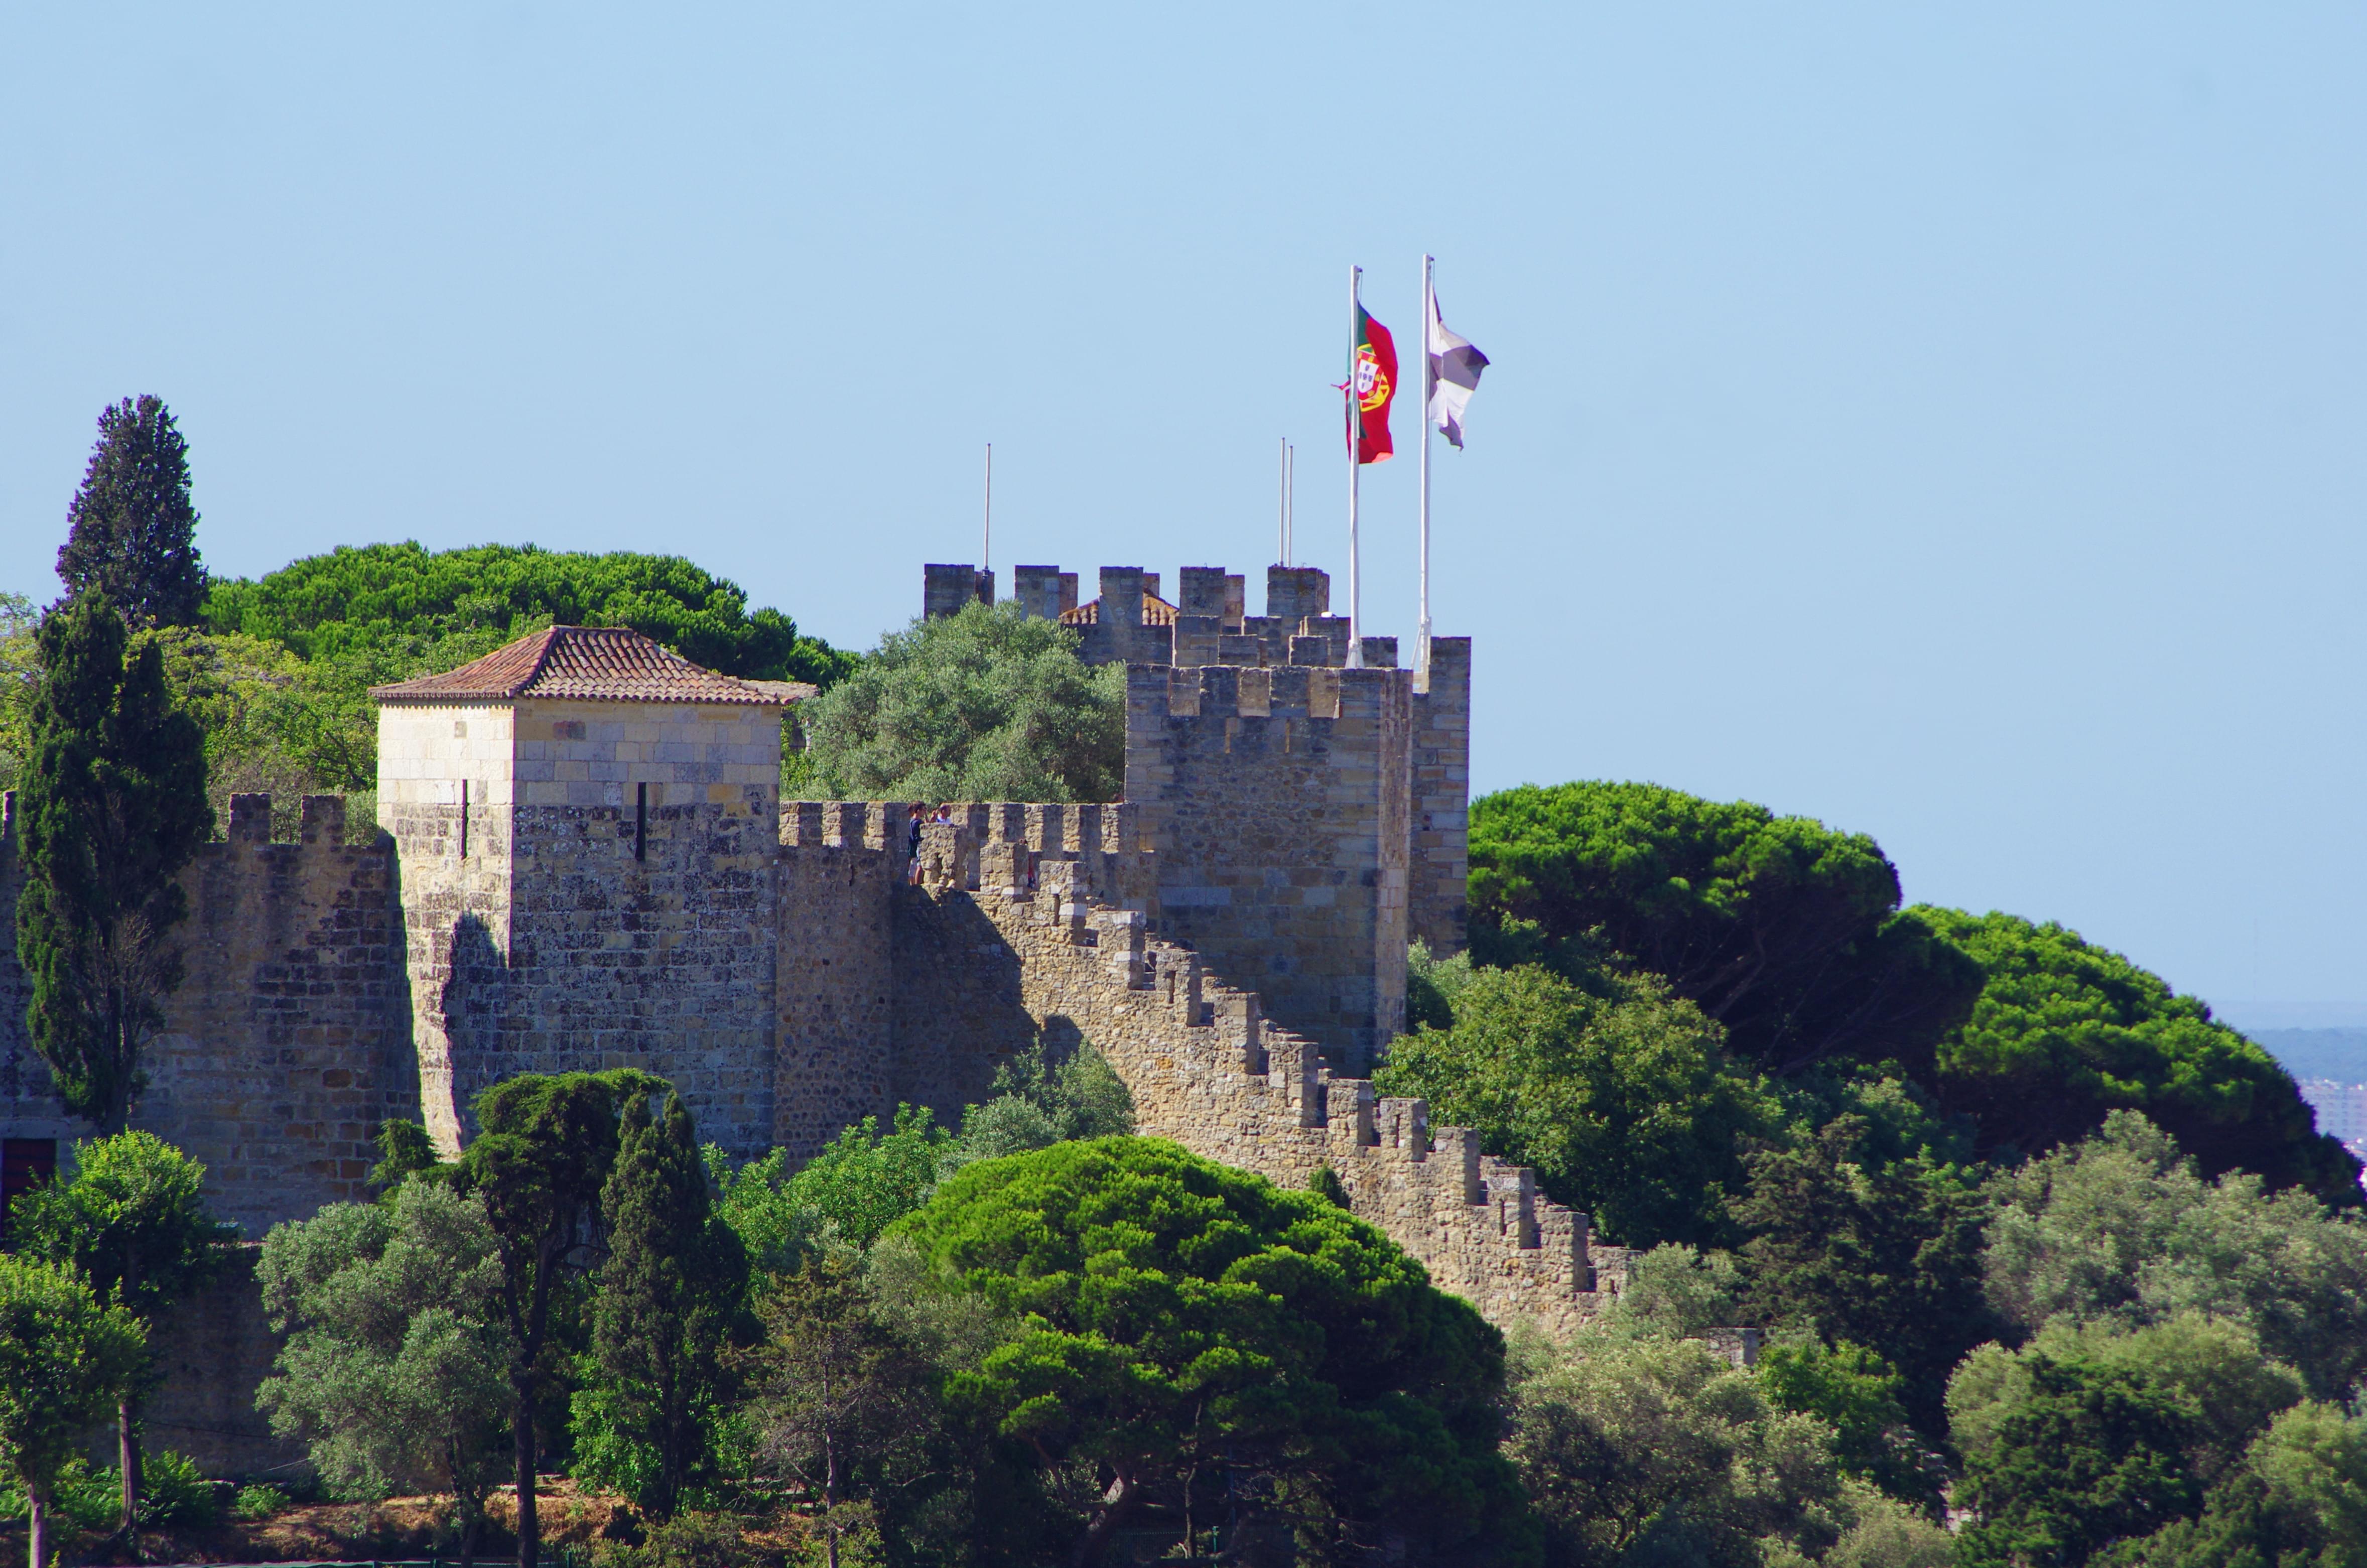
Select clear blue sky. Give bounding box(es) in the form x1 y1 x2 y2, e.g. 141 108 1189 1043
4 5 2361 1020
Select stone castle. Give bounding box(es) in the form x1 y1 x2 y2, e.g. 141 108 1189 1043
0 561 1636 1470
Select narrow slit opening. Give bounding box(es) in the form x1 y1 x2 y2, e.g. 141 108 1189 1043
635 782 647 861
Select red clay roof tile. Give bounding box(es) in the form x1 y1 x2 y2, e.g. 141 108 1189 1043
368 625 797 707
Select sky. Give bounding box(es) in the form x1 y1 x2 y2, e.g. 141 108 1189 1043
3 5 2361 1022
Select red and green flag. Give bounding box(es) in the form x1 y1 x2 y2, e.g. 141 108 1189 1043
1347 304 1398 464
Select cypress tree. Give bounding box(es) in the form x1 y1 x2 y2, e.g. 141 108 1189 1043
14 592 213 1133
57 396 207 629
593 1091 748 1520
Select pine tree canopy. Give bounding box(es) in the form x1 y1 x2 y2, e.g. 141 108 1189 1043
58 395 207 630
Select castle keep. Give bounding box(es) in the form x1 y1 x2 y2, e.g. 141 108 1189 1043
0 561 1621 1472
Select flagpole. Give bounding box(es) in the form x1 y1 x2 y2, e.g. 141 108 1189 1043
1285 442 1295 567
1278 436 1288 567
1417 254 1434 690
1346 265 1365 669
982 443 992 585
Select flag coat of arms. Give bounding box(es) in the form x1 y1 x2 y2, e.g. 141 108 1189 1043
1348 304 1397 464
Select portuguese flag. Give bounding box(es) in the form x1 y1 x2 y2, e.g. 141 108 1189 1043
1347 303 1398 464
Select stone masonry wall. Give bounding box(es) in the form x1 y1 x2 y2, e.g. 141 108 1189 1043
0 791 414 1238
775 802 904 1160
1407 636 1472 955
1125 663 1411 1073
378 697 786 1158
886 813 1626 1338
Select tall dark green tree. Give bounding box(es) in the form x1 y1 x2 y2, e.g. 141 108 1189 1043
57 397 207 630
451 1069 662 1568
11 1132 235 1538
1956 1355 2202 1566
1731 1114 1994 1435
588 1091 747 1520
14 592 213 1133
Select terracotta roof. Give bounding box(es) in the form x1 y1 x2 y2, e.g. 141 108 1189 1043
369 626 798 707
1059 592 1179 628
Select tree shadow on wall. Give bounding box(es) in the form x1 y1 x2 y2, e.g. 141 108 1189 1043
890 887 1047 1120
435 912 509 1142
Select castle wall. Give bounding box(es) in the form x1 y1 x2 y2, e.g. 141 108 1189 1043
889 815 1624 1338
1408 636 1472 955
775 803 903 1159
1125 663 1410 1071
0 792 414 1238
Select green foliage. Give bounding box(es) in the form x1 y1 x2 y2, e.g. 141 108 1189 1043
590 1509 784 1568
57 395 207 630
584 1092 749 1519
1504 1328 1931 1567
1466 782 1985 1076
711 1042 1136 1275
1981 1110 2367 1400
255 1183 511 1557
369 1116 444 1193
230 1482 292 1522
0 591 38 793
1730 1113 1993 1434
1405 940 1477 1032
205 541 851 688
146 624 379 803
942 1039 1135 1170
452 1068 668 1568
1308 1163 1351 1210
1612 1243 1749 1340
1952 1316 2305 1504
1375 961 1777 1246
0 1251 148 1568
891 1136 1537 1565
1955 1353 2202 1567
8 1129 235 1535
714 1107 952 1270
9 1131 236 1328
1920 907 2361 1197
1754 1342 1941 1512
14 591 213 1132
798 601 1124 803
740 1252 942 1568
2100 1399 2367 1566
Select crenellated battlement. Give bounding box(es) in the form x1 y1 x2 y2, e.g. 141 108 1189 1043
895 826 1626 1336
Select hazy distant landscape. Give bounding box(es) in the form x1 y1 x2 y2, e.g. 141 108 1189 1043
2254 1027 2367 1084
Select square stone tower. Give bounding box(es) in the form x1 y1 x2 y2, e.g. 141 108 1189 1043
372 627 794 1155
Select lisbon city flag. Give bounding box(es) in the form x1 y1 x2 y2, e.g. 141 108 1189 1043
1348 303 1398 464
1426 290 1490 449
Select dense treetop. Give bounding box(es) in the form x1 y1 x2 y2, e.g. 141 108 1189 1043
57 396 207 630
1468 781 1985 1077
1920 908 2358 1195
796 600 1124 803
204 542 852 688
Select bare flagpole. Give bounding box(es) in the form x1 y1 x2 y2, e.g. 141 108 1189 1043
1346 265 1365 669
1417 253 1434 690
1279 436 1289 566
982 443 993 585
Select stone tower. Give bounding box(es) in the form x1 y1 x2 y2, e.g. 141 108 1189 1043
370 626 795 1156
924 560 1472 1068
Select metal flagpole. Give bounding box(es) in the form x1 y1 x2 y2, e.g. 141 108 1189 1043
1417 254 1434 690
1279 437 1289 566
982 443 992 580
1285 442 1294 566
1346 265 1364 669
